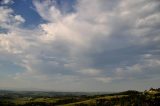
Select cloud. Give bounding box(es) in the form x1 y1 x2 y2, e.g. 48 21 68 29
114 58 160 80
14 15 25 23
33 0 62 22
79 68 101 76
0 0 160 91
0 0 13 5
31 0 160 84
0 6 25 30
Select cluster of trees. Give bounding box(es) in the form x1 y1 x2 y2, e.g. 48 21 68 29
148 88 160 92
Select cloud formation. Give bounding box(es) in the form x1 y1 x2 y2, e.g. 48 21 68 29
0 0 160 91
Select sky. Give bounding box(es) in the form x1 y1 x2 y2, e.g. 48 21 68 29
0 0 160 92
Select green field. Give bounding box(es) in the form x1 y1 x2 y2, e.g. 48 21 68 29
0 90 160 106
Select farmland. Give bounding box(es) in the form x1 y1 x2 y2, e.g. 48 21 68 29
0 89 160 106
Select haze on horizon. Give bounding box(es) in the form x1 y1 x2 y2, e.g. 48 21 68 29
0 0 160 92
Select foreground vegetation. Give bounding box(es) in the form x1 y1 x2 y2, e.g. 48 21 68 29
0 89 160 106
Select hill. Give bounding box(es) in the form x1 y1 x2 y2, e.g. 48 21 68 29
0 89 159 106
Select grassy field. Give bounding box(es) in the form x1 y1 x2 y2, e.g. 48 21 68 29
0 90 160 106
61 95 129 106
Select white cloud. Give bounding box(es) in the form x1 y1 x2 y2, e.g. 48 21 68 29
95 77 112 83
0 0 160 91
0 6 25 30
0 34 26 54
14 0 160 86
33 0 62 22
79 68 101 76
14 15 25 23
0 0 13 5
114 58 160 80
0 4 27 55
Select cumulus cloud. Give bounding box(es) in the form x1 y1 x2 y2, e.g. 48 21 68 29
0 0 160 91
32 0 160 84
33 0 62 22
